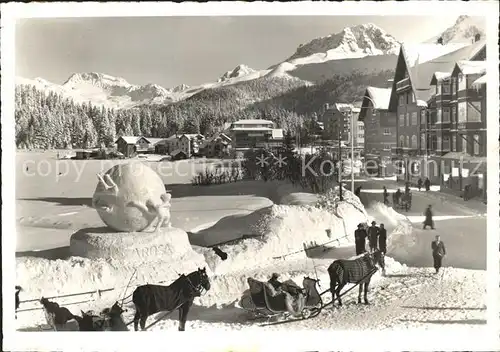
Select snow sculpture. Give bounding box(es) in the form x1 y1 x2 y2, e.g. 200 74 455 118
92 162 171 232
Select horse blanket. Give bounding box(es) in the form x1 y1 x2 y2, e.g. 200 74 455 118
133 283 187 316
331 256 375 283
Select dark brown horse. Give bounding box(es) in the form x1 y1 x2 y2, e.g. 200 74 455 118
132 268 211 331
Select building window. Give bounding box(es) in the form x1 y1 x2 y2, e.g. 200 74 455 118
451 106 456 122
399 94 404 106
436 109 442 123
383 128 391 135
443 82 450 94
383 144 391 151
420 110 426 125
420 134 426 150
461 136 467 153
406 112 410 126
458 74 466 91
399 114 405 126
399 135 405 148
406 92 410 104
458 102 467 122
437 136 442 151
452 135 457 151
451 77 456 94
411 135 417 148
411 112 418 125
436 84 441 95
406 136 410 148
443 107 450 122
411 91 415 103
473 134 480 155
443 136 450 151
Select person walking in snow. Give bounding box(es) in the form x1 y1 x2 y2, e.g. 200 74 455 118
367 221 379 252
424 177 431 191
378 223 387 254
383 186 389 205
354 223 367 255
423 204 435 230
417 178 423 191
431 235 446 274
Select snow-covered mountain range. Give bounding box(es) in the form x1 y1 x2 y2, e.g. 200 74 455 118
16 16 484 110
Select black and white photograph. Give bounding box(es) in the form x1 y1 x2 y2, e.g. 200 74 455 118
2 2 499 351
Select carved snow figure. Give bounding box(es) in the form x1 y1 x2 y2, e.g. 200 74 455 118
127 192 172 232
92 162 169 232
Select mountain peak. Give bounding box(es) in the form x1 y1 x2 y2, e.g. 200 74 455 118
172 83 190 93
63 72 132 88
218 64 256 82
428 15 485 44
287 23 400 63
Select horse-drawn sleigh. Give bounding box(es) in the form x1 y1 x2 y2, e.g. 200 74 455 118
238 250 385 325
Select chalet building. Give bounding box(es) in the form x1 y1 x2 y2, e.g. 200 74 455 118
115 136 152 157
359 87 396 176
431 60 487 198
199 133 232 158
228 119 283 157
356 120 364 149
168 133 205 159
388 39 486 186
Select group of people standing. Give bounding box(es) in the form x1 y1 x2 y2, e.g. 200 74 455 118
354 221 387 256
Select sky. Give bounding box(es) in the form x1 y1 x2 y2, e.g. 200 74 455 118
15 16 460 88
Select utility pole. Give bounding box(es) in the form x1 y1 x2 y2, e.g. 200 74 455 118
350 107 355 194
338 121 343 201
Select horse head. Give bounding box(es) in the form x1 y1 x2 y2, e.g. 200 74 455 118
110 301 126 315
197 267 211 292
367 250 384 270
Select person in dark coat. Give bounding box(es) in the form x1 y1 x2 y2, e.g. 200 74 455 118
394 188 402 204
367 221 379 252
417 178 423 191
383 186 389 205
15 285 22 319
378 224 387 254
423 205 435 230
405 182 411 196
354 186 362 198
424 177 431 191
354 223 367 255
268 273 283 291
431 235 446 274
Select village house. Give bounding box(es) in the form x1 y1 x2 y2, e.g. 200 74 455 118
320 103 363 159
359 87 396 176
387 38 485 188
199 133 232 158
167 133 205 159
228 119 284 157
115 136 151 157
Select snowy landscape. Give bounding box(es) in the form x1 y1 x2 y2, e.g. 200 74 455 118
10 11 494 345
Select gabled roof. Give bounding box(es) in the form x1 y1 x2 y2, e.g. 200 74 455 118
359 87 391 120
232 119 274 125
452 60 487 76
115 136 141 144
472 74 487 87
429 72 451 85
402 43 470 68
147 138 167 146
389 40 486 111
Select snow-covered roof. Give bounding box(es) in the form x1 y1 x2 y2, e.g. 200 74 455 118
401 43 469 68
334 103 354 111
472 74 487 87
147 138 167 145
231 127 273 131
272 129 284 139
179 133 204 140
170 149 187 157
416 100 428 108
115 136 141 144
430 72 451 85
453 60 487 76
365 87 391 110
232 119 274 125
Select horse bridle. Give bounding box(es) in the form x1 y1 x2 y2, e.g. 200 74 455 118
184 273 209 297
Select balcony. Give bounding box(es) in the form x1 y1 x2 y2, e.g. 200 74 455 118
396 77 411 92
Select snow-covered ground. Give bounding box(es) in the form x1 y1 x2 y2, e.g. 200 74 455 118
14 152 487 333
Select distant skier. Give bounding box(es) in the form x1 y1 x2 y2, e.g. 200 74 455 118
424 177 431 191
417 178 423 191
354 223 368 255
431 235 446 274
383 186 389 205
423 204 435 230
367 221 379 252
